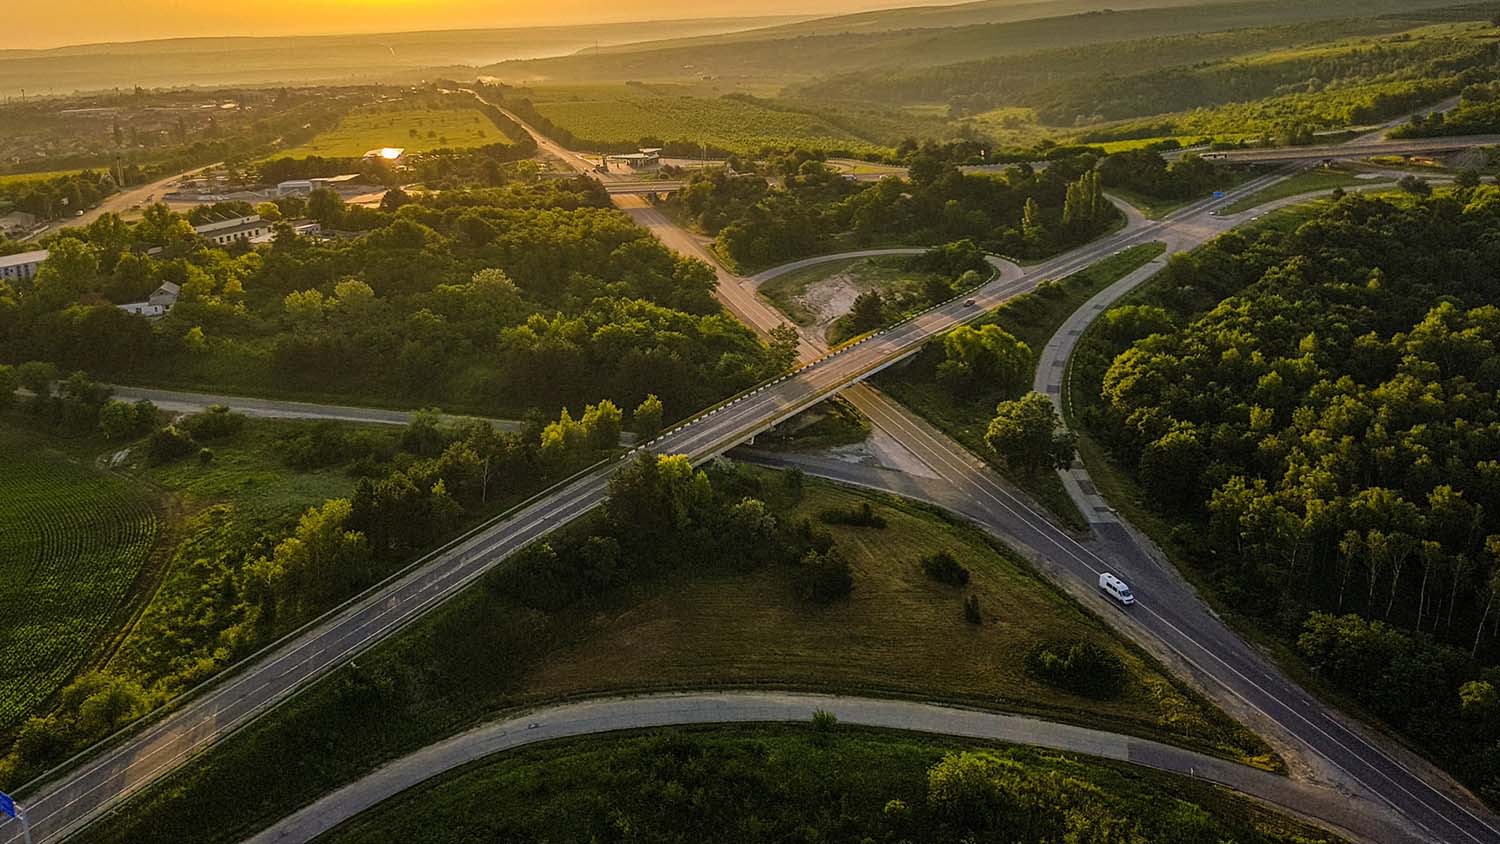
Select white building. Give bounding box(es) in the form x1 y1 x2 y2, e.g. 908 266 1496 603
604 149 662 173
194 215 271 246
277 180 314 196
0 249 48 283
118 281 180 320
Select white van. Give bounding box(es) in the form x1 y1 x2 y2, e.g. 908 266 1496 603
1099 572 1135 606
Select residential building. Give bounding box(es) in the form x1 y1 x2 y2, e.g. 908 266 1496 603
117 280 180 320
193 214 271 246
0 249 48 283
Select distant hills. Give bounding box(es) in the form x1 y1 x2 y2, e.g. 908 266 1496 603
485 0 1479 85
0 17 806 96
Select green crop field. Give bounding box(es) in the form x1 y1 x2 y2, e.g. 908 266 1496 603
0 426 160 729
271 107 501 159
528 86 888 155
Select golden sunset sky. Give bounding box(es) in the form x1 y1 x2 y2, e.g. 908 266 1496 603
5 0 917 49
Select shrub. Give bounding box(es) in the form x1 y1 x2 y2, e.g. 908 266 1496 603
197 448 215 465
922 550 970 586
1024 640 1125 699
811 709 838 732
182 405 247 441
818 501 886 528
795 547 854 604
146 425 197 464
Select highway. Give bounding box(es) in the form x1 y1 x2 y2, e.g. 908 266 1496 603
5 109 1495 844
241 692 1418 844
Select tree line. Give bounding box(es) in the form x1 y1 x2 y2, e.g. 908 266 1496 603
672 148 1120 272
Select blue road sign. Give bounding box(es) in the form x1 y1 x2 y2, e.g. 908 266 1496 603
0 790 15 819
1213 191 1226 199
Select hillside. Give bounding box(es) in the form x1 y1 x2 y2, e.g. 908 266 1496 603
485 0 1476 84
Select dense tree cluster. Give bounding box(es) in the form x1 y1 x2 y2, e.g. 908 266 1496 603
1097 150 1235 202
1075 190 1500 795
1393 80 1500 138
0 180 781 420
0 170 119 224
672 153 1120 270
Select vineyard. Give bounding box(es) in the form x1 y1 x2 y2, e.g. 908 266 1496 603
528 87 889 156
0 429 160 730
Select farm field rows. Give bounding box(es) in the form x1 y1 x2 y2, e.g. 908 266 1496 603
271 107 502 159
0 426 160 729
528 86 888 155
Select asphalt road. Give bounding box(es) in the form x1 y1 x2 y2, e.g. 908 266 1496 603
6 108 1492 844
240 691 1416 844
105 385 522 431
1206 133 1500 163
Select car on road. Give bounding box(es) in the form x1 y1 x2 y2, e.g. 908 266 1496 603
1099 572 1135 606
964 298 977 307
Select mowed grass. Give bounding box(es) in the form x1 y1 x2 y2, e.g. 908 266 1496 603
0 425 160 729
524 477 1255 761
529 86 886 155
1223 166 1392 214
877 243 1167 530
272 107 500 159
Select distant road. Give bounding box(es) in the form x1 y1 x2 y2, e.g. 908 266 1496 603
1205 134 1500 164
58 162 222 232
241 691 1417 844
107 385 522 431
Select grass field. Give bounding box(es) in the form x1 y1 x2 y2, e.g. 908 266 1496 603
0 168 83 188
77 468 1269 844
877 243 1167 529
1223 166 1393 214
528 85 888 155
0 425 161 730
323 727 1335 844
272 107 501 159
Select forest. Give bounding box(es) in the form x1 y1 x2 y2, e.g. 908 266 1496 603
0 178 788 420
1071 188 1500 798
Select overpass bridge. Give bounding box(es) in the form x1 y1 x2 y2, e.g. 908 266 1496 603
1203 134 1500 164
600 179 687 195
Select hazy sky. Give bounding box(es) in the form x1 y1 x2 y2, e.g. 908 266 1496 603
5 0 930 49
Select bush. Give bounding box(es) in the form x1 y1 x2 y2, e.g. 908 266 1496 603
818 501 887 528
182 405 246 441
146 425 197 465
1024 640 1126 699
795 547 854 604
198 448 215 465
922 550 970 586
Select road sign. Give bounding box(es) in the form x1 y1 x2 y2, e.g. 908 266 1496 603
1212 191 1225 199
0 792 14 819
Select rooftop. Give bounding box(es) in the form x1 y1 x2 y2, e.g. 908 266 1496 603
0 250 49 267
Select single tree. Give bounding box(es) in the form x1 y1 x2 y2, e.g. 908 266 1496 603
984 393 1076 476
